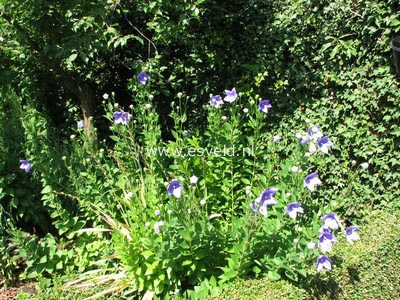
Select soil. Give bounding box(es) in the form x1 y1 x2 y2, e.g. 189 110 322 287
0 281 37 300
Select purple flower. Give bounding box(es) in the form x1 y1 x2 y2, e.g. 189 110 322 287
258 100 272 113
318 229 337 253
254 188 278 216
318 136 334 154
322 213 340 230
77 120 84 128
112 111 131 125
167 179 183 198
316 255 333 272
138 72 150 85
209 94 223 108
224 88 238 103
19 159 32 173
304 172 322 191
285 202 304 219
345 225 360 245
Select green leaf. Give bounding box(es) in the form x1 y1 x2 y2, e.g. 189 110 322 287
267 271 281 281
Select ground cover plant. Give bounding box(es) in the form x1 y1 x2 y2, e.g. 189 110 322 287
1 0 400 299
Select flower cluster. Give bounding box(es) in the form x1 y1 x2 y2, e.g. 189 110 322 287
251 188 306 221
297 126 333 156
209 88 238 108
315 213 360 272
208 88 275 117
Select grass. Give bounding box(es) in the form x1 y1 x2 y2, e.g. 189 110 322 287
15 210 400 300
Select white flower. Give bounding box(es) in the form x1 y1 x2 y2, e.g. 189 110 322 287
243 108 249 113
190 175 199 184
77 120 85 128
245 186 251 195
307 242 316 249
154 221 164 234
291 166 299 173
103 93 109 100
273 135 281 142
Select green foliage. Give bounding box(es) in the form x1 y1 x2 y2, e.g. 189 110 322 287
1 0 400 299
0 89 49 232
